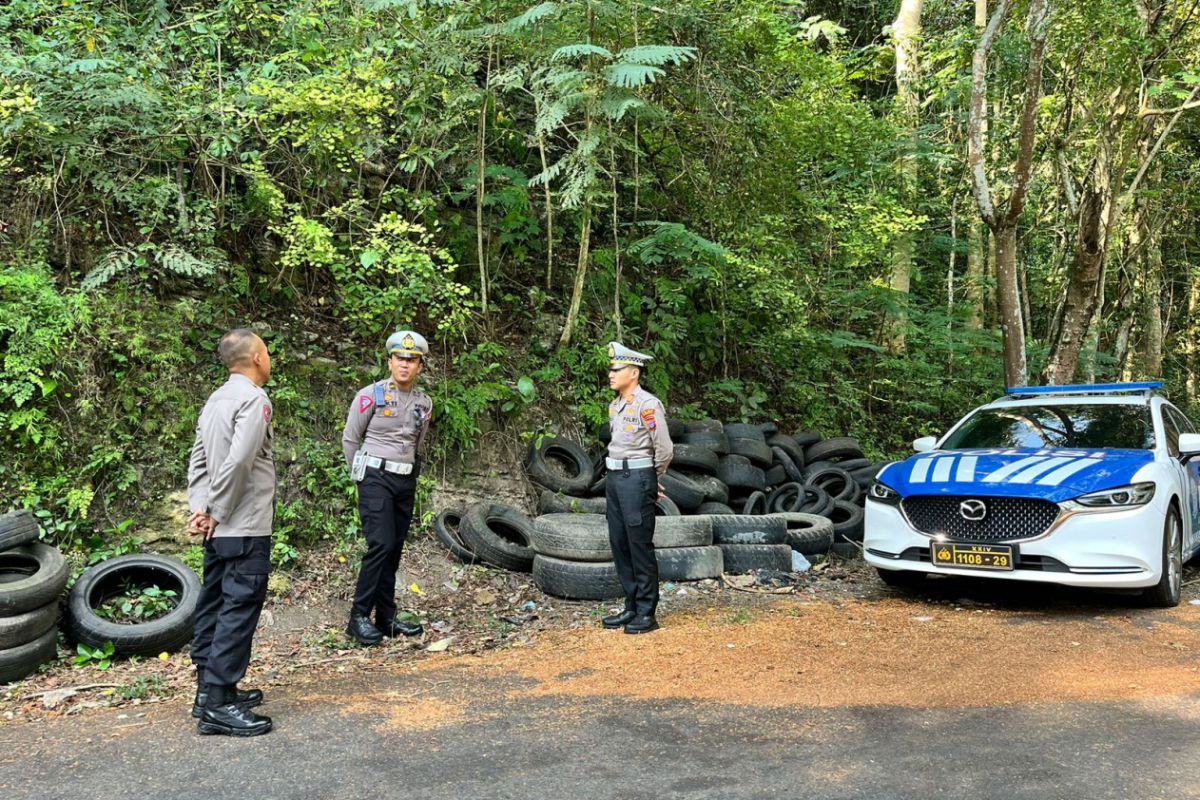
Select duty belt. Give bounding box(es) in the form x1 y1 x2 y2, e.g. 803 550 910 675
606 456 654 471
363 455 414 475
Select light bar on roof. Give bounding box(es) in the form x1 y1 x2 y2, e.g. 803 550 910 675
1004 382 1163 395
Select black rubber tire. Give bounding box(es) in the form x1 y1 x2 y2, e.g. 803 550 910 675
728 437 773 467
769 513 835 555
68 554 201 657
767 434 807 471
877 568 927 588
681 430 729 454
590 474 607 496
713 524 788 546
524 437 595 495
434 510 478 564
596 421 612 445
740 491 768 516
537 491 607 515
805 437 864 464
805 466 859 503
0 601 58 650
531 514 714 561
667 418 687 439
772 446 805 483
723 423 766 442
0 626 58 684
1143 505 1183 608
684 473 730 504
656 546 724 581
533 556 622 600
717 455 765 492
696 501 735 515
797 485 834 517
661 471 706 512
850 465 880 487
828 500 865 543
670 444 720 475
655 497 682 516
708 515 788 544
0 510 39 551
763 465 786 487
758 422 779 436
767 483 804 513
684 418 724 434
804 460 835 476
834 457 873 472
719 544 793 574
459 503 536 572
790 431 822 447
0 543 69 616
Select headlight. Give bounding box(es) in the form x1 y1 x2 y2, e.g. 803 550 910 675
1062 482 1156 511
867 481 901 506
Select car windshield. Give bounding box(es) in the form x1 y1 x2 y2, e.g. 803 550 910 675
941 403 1156 450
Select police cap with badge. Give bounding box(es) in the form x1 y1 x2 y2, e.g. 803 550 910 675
387 330 428 359
608 341 653 369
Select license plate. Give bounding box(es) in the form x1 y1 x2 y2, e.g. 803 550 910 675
931 543 1014 571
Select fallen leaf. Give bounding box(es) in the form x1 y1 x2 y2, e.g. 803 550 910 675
474 590 496 605
426 637 455 652
410 583 424 595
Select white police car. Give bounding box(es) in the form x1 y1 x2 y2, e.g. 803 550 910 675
864 383 1200 606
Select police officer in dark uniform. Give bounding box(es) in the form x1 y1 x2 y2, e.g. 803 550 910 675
187 328 275 736
602 342 673 634
341 330 433 645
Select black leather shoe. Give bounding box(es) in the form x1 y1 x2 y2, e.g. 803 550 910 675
192 685 264 719
624 615 660 635
197 703 273 737
347 613 383 645
602 610 636 629
377 618 423 638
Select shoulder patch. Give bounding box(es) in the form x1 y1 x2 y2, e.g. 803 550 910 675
358 395 374 414
640 407 657 429
263 404 272 424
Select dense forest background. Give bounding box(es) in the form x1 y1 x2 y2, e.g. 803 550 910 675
2 0 1199 558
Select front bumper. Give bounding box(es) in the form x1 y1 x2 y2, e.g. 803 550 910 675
863 495 1166 588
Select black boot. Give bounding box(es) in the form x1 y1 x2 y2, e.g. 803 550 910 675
624 615 660 635
197 685 273 737
377 618 423 638
602 609 636 630
346 613 383 645
192 683 264 719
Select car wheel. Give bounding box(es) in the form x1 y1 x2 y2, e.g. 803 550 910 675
1143 504 1182 608
876 567 927 589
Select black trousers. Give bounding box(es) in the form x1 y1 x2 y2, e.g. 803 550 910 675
605 466 659 616
191 536 271 689
352 468 417 622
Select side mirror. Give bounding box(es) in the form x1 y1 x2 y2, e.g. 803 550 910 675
913 436 937 453
1179 433 1200 456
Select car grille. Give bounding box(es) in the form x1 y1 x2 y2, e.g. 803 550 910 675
901 496 1060 542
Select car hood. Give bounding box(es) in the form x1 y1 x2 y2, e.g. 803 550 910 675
876 448 1156 503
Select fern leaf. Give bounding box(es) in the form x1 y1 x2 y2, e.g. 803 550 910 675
81 248 135 291
551 44 614 62
603 63 664 89
614 45 697 66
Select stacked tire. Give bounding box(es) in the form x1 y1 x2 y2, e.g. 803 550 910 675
0 511 67 684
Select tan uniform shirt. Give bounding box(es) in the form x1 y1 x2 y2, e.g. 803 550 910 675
607 385 674 476
187 373 276 538
341 379 433 470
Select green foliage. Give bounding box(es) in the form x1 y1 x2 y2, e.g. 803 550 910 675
73 641 115 670
94 583 178 624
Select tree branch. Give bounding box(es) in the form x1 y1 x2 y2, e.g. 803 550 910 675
968 0 1016 229
1005 0 1052 226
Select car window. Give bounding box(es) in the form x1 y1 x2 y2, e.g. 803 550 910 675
941 404 1156 450
1162 408 1181 456
1165 405 1196 434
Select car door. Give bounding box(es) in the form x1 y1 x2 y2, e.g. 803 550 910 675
1164 405 1200 553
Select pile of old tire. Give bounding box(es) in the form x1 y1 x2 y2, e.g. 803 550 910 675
0 511 68 684
68 553 201 657
526 422 876 558
529 514 722 600
436 502 537 572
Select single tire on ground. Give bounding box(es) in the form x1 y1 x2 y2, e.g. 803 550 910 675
524 437 595 495
828 500 865 543
661 471 706 512
728 437 773 467
669 444 721 475
805 437 865 464
537 491 607 516
717 455 765 492
723 423 766 442
459 503 536 572
681 431 730 454
0 543 69 616
533 556 623 601
696 501 735 515
656 546 724 581
0 510 39 551
719 544 794 574
0 626 58 684
0 601 58 650
433 510 478 565
68 554 201 657
769 513 835 555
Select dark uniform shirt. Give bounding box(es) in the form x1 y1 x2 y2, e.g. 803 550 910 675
341 380 433 469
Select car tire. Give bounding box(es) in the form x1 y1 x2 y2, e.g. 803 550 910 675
656 546 724 581
767 435 807 471
683 419 724 434
681 431 730 454
433 510 478 565
709 514 788 544
740 491 768 516
1143 504 1183 608
681 473 729 504
723 423 766 442
0 543 69 616
772 447 805 483
0 626 58 684
68 554 201 657
537 491 607 516
459 503 536 572
797 485 834 517
805 466 860 503
717 455 765 492
0 601 58 650
670 445 720 475
532 556 623 600
828 500 865 543
661 471 706 512
655 497 682 516
805 437 864 464
770 513 835 555
763 465 786 487
696 501 735 515
524 438 595 495
0 510 39 551
719 544 793 574
790 431 822 447
728 437 773 467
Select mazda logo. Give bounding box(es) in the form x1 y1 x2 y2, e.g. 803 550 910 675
959 499 987 521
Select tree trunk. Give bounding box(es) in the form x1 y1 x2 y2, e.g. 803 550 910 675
559 206 592 350
1044 186 1106 384
1141 226 1164 378
993 225 1027 385
964 0 987 331
884 0 924 354
538 131 554 290
476 88 490 318
1186 266 1200 405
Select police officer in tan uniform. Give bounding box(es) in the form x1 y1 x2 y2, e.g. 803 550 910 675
603 342 673 634
187 328 275 736
341 330 433 645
